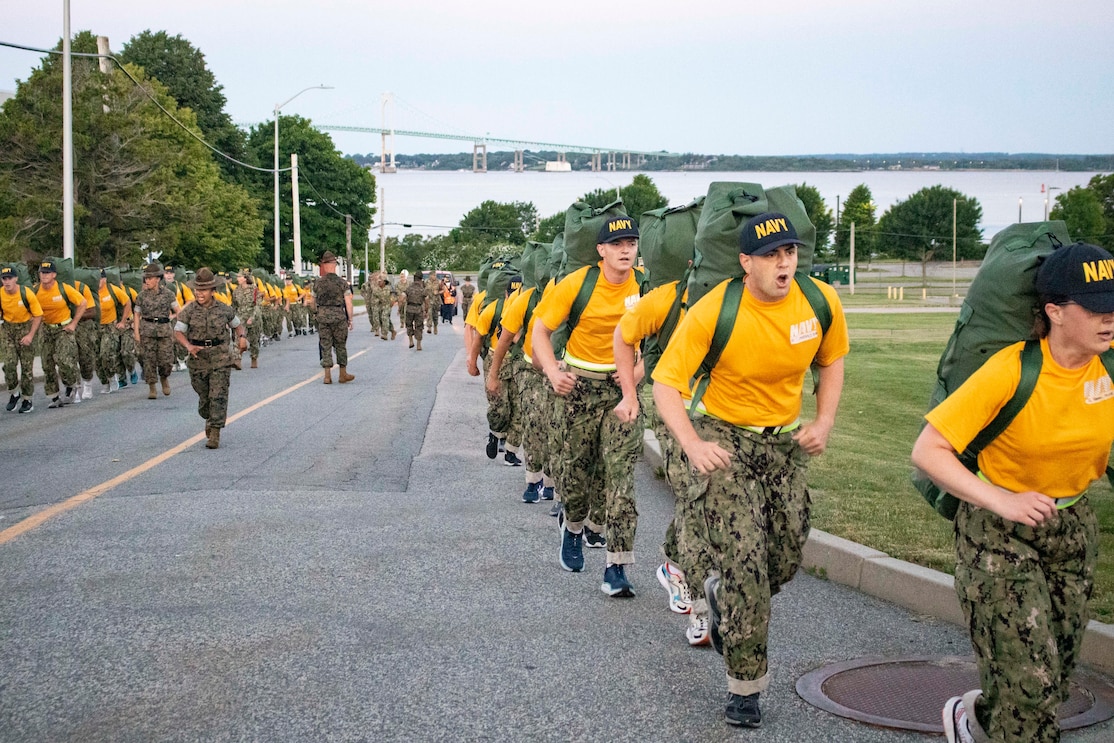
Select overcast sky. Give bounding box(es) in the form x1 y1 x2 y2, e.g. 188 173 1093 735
2 0 1112 158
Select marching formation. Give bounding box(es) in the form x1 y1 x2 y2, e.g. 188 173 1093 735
462 185 850 728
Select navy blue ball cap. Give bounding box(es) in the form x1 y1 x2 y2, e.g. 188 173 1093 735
740 212 804 256
598 217 638 244
1 266 16 279
39 259 58 273
1037 242 1114 313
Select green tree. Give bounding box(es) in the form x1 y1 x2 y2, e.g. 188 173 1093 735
244 115 376 270
876 185 983 284
1084 173 1114 251
118 31 250 183
532 212 565 242
455 200 537 246
578 174 668 225
834 184 876 264
0 31 263 269
1050 187 1106 245
794 183 833 261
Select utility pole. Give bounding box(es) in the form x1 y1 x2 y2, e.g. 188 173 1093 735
345 214 353 285
291 154 302 274
379 187 386 274
62 0 74 261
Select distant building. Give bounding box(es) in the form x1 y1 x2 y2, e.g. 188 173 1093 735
544 161 571 172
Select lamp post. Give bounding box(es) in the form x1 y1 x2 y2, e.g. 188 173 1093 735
1044 186 1060 221
274 85 332 272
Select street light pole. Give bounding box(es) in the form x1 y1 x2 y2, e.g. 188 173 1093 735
273 85 332 272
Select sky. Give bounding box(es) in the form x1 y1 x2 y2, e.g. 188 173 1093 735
2 0 1113 159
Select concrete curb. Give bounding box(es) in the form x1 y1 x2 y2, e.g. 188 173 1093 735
641 429 1114 675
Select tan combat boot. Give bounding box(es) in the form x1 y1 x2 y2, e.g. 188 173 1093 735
339 366 355 383
409 337 414 349
323 367 332 384
148 382 157 400
416 337 422 351
250 358 258 369
161 377 171 396
206 427 220 449
391 329 397 340
232 352 242 370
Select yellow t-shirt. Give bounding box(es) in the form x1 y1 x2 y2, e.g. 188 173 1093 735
653 277 849 427
533 264 642 371
618 280 685 346
464 290 488 328
926 338 1114 499
283 285 300 304
35 281 86 325
474 289 520 352
98 284 130 325
1 285 43 323
500 286 539 360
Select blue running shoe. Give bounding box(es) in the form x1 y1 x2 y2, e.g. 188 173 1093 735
130 370 139 385
560 523 584 572
601 564 634 597
541 486 555 501
522 480 541 503
584 527 606 549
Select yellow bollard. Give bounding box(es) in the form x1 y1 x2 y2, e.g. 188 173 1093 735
899 287 905 301
923 288 927 300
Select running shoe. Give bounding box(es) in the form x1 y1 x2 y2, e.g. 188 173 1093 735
943 695 976 743
600 564 634 597
724 692 761 727
656 562 693 614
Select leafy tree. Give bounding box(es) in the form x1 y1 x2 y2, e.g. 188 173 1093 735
876 185 983 284
834 184 876 264
0 31 263 269
118 31 250 182
1050 187 1106 245
532 212 565 242
244 115 376 270
578 174 668 225
794 183 833 261
455 200 537 246
1084 173 1114 251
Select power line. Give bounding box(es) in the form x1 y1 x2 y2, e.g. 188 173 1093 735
0 39 286 174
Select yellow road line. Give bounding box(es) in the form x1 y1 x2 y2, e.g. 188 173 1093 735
0 347 370 546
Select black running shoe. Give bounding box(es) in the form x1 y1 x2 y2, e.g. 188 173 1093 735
5 393 18 412
485 433 498 459
724 692 761 727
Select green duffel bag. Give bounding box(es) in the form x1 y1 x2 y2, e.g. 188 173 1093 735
640 196 704 291
561 199 629 278
686 183 816 306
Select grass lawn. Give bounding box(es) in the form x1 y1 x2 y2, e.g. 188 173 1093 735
801 312 1114 622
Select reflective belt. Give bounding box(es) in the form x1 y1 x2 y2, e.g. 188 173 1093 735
693 404 800 436
976 471 1082 510
562 352 616 375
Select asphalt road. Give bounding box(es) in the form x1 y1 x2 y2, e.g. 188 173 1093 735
1 311 1111 742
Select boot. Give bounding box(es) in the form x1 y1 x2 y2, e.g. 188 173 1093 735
323 367 332 384
416 338 423 351
391 329 397 340
161 377 171 396
148 382 157 400
409 337 415 349
250 357 258 369
205 423 212 438
206 427 220 449
233 352 242 370
339 366 355 383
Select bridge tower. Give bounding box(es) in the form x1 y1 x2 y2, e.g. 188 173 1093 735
379 93 397 173
513 150 524 173
591 152 602 172
473 141 488 173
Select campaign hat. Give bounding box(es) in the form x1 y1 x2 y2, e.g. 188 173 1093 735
598 217 639 244
739 212 804 256
193 267 218 290
1037 242 1114 313
143 262 163 278
320 251 338 264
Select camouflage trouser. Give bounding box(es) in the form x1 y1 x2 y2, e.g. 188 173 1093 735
689 415 810 696
461 297 473 318
244 313 261 360
646 391 715 611
307 306 316 332
188 357 232 428
291 304 307 333
1 320 36 398
118 329 137 374
955 499 1096 743
96 323 123 385
556 373 642 565
75 319 98 381
516 360 552 475
40 324 79 396
367 301 381 334
138 332 174 382
317 309 349 367
405 307 423 340
375 304 393 338
485 352 523 449
425 304 439 333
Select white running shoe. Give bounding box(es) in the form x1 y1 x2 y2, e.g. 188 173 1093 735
656 562 693 614
100 382 112 394
686 613 711 646
943 694 975 743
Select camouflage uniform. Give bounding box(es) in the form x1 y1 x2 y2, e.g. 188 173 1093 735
362 282 379 335
424 277 441 334
314 272 351 368
231 282 261 362
134 284 176 383
516 361 552 477
372 279 394 339
460 281 475 319
954 500 1096 743
177 298 240 432
39 324 80 397
558 375 643 563
403 280 426 344
75 297 99 386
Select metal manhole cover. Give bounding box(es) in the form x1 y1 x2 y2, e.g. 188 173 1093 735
796 656 1114 733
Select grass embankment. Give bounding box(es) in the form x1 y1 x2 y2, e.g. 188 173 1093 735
802 313 1114 622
